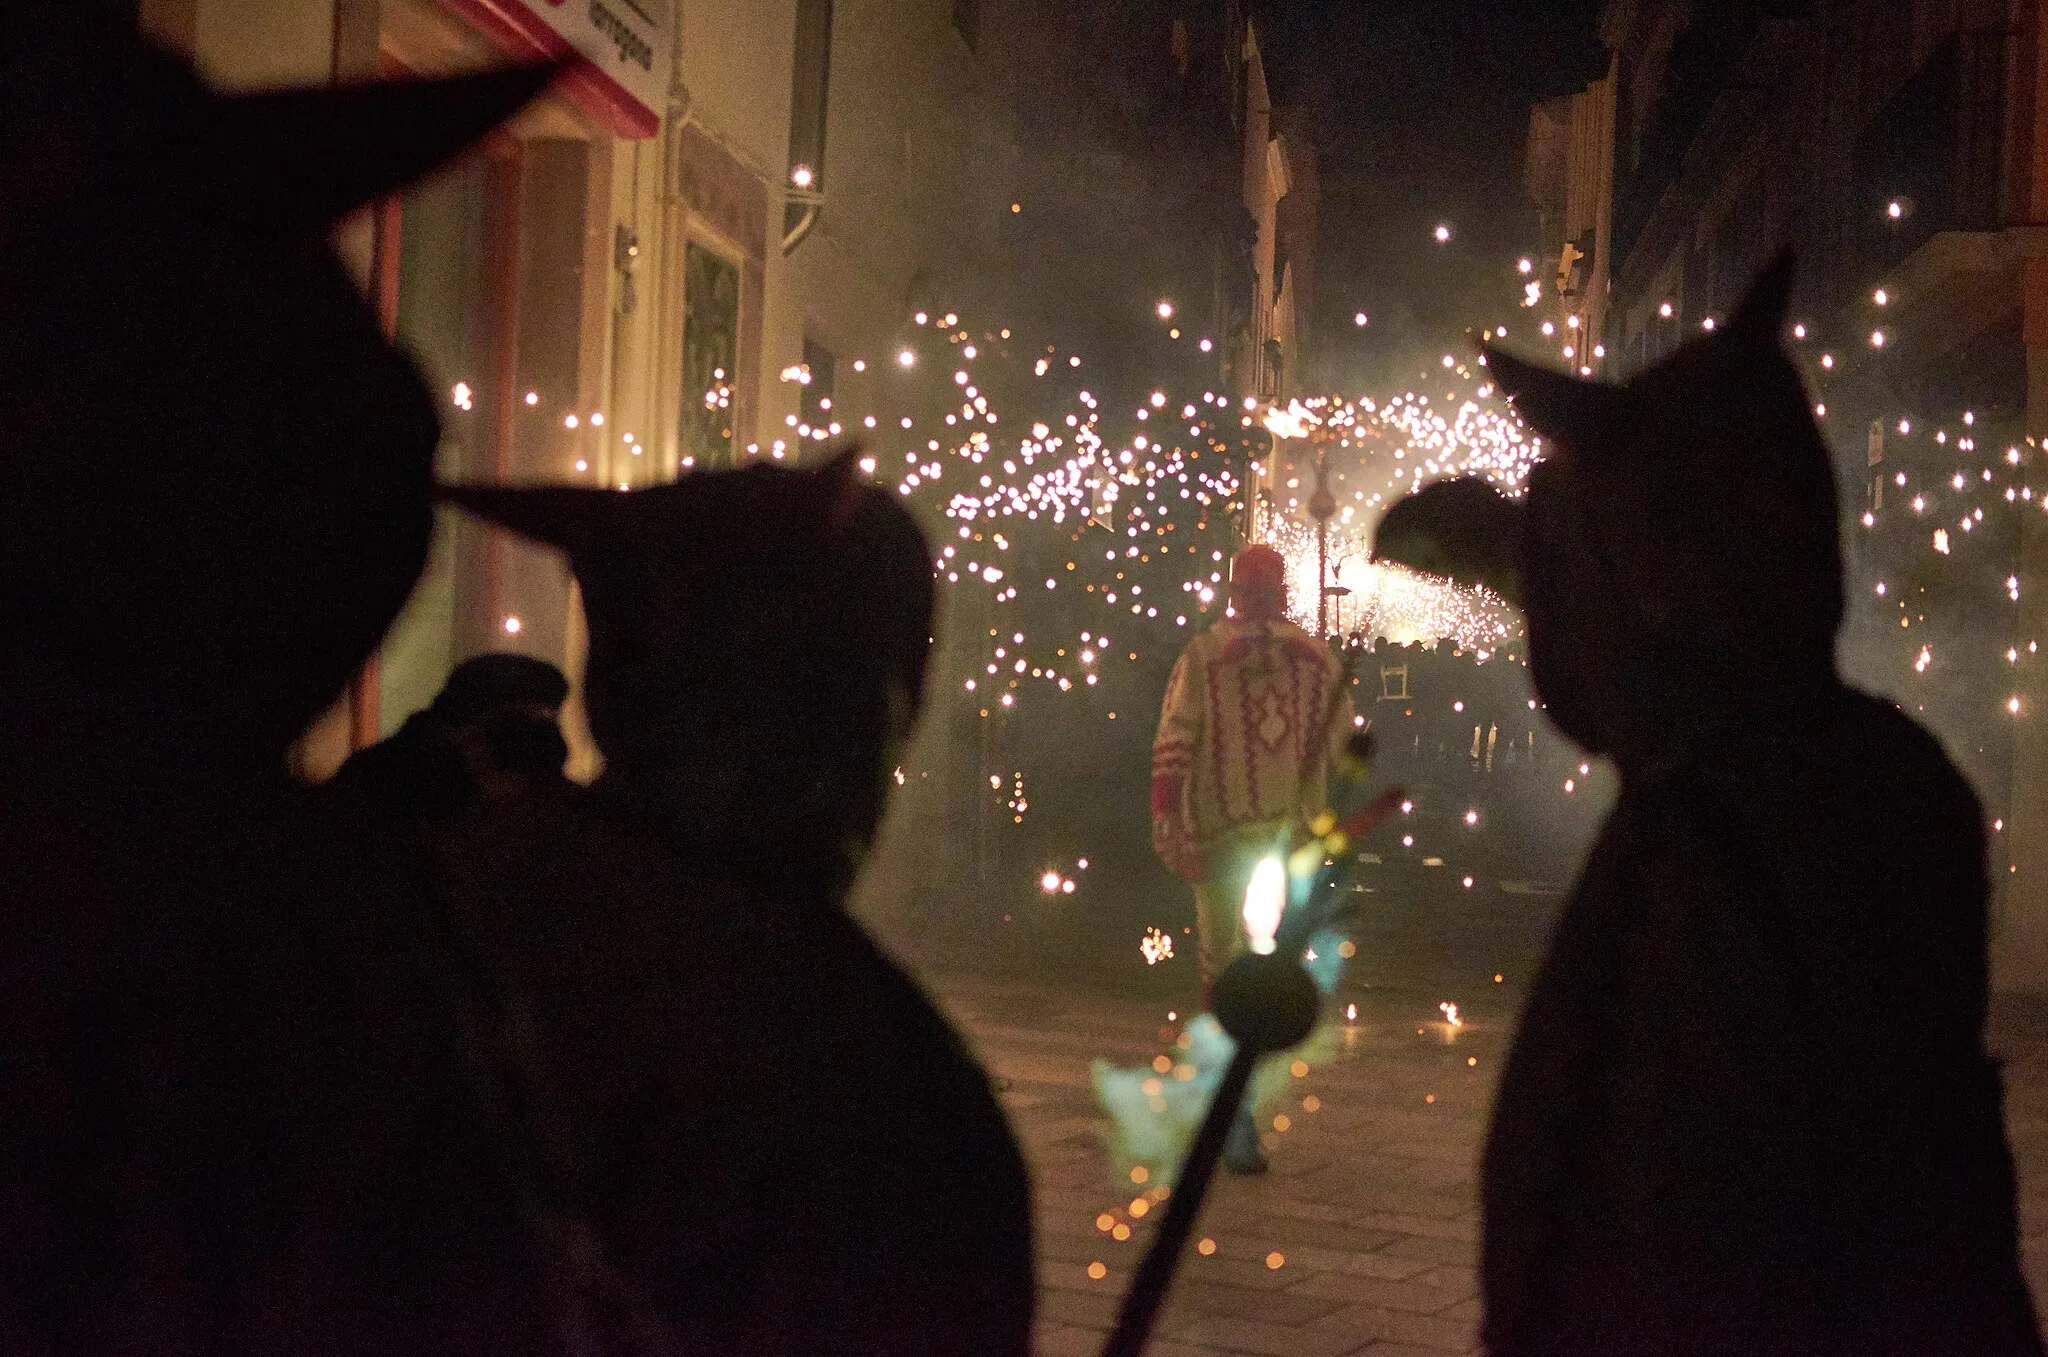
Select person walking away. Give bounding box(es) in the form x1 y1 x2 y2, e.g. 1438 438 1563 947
1151 544 1356 1173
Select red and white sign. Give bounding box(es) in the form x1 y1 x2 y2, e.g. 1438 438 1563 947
444 0 670 139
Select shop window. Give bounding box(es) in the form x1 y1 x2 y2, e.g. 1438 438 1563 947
379 156 497 737
785 0 833 246
681 243 741 469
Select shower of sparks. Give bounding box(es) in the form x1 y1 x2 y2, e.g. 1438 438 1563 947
1140 927 1175 965
1254 390 1535 647
691 300 1559 730
514 246 2045 932
1270 517 1516 649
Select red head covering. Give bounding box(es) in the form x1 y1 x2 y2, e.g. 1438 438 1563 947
1229 545 1287 623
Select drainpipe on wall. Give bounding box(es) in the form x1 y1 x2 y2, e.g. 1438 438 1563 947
653 3 695 480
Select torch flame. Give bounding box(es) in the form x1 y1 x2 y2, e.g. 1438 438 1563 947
1242 857 1285 955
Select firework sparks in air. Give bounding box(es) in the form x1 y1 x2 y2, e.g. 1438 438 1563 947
1253 390 1536 649
700 296 1558 737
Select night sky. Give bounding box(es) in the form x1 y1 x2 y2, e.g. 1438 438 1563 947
1264 0 1608 390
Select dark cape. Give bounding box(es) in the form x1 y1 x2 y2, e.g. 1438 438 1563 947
0 671 560 1353
1480 688 2040 1355
431 456 1037 1353
431 784 1037 1356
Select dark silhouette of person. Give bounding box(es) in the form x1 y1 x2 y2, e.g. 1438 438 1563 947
1374 252 2042 1356
429 453 1036 1356
0 9 572 1349
333 652 572 824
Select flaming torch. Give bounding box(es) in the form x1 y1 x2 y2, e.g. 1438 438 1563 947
1098 777 1404 1357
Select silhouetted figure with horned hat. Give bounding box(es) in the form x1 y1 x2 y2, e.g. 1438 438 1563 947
1374 252 2040 1355
433 453 1035 1355
0 9 573 1349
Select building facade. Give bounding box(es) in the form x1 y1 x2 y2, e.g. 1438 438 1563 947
1239 18 1314 406
1524 67 1617 375
136 0 1035 780
1232 14 1321 547
1584 0 2048 993
128 2 1304 935
140 0 679 778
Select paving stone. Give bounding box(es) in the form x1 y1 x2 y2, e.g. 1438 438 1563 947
1349 1214 1478 1244
1245 1241 1416 1278
1039 1257 1130 1293
1162 1312 1374 1357
1128 1342 1253 1357
1406 1265 1478 1301
1336 1251 1441 1283
1204 1215 1412 1255
1306 1301 1479 1352
1286 1271 1467 1315
1168 1279 1348 1326
1033 1321 1107 1357
1376 1233 1478 1267
1039 1283 1124 1330
1179 1251 1310 1291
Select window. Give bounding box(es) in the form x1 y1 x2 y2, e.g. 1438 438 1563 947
953 0 979 52
1379 663 1409 701
681 243 740 469
784 0 833 247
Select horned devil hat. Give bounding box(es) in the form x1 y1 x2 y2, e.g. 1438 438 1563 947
0 6 556 755
1370 249 1843 681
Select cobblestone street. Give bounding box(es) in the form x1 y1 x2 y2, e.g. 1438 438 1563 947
925 911 2048 1357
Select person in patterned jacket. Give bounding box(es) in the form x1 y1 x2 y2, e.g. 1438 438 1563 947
1151 544 1356 1171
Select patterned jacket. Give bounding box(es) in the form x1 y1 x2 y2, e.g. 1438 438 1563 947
1151 617 1355 844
